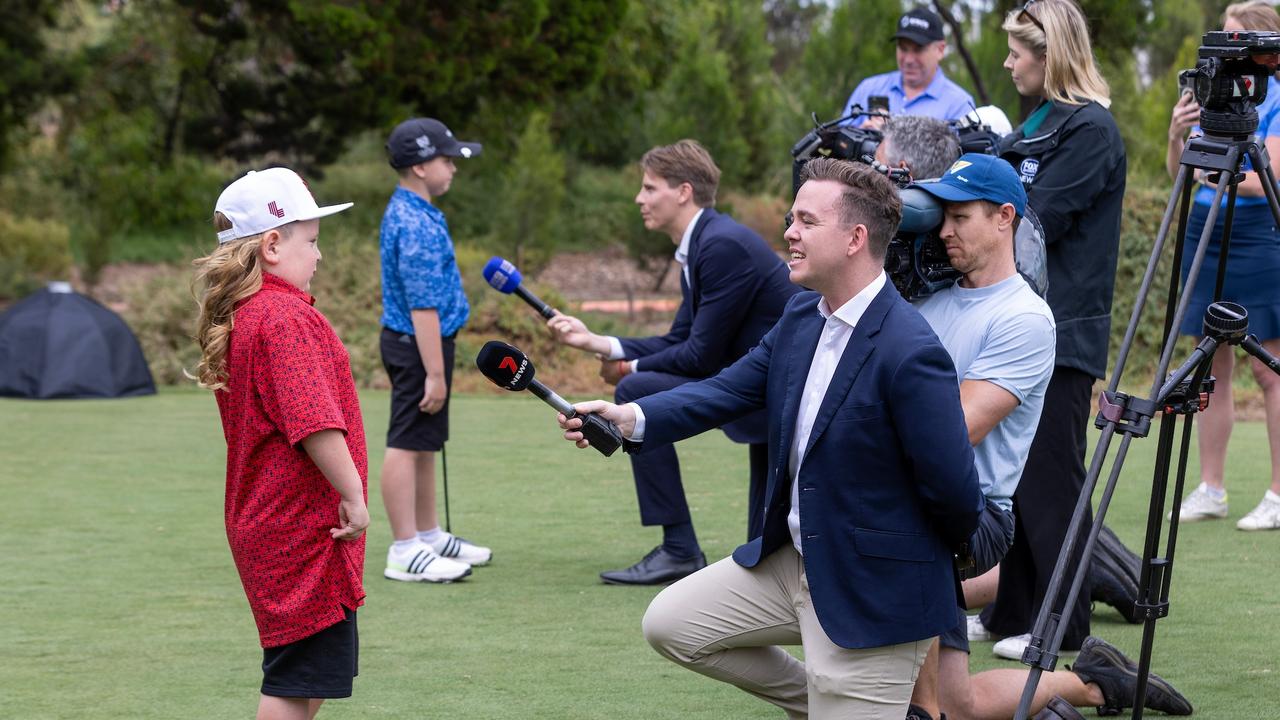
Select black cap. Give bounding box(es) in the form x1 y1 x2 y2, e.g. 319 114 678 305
386 118 482 169
892 7 945 45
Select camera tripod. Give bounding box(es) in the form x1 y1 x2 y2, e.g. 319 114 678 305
1011 124 1280 718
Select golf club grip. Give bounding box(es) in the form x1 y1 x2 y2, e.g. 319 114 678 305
578 412 623 456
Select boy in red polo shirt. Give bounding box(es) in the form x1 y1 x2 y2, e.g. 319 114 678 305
193 167 368 720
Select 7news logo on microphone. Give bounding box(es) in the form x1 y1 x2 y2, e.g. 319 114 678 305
497 354 530 390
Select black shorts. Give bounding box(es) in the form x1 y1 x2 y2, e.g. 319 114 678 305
941 499 1015 653
381 328 455 451
262 607 359 699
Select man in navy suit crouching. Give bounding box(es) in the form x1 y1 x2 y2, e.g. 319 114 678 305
558 158 984 718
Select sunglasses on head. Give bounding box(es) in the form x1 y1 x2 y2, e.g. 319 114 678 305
1018 0 1045 32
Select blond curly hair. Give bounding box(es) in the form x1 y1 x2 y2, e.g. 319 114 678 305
190 212 291 390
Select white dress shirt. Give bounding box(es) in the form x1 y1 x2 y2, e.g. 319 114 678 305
605 209 705 368
787 271 886 554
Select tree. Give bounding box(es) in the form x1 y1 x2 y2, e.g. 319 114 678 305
0 0 72 169
492 110 566 272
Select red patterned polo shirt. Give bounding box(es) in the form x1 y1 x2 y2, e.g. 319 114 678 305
215 272 367 648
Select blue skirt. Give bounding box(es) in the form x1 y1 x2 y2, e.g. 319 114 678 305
1179 201 1280 339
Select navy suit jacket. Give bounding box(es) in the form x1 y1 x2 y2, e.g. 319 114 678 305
619 209 797 443
635 287 984 649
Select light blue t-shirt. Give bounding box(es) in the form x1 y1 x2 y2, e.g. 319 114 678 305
840 68 975 127
1193 75 1280 208
915 274 1055 510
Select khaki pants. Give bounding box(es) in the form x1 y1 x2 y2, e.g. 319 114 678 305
642 544 931 719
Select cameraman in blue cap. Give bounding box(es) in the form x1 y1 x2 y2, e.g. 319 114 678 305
904 155 1190 719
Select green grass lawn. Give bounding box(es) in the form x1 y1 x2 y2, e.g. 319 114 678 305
2 390 1277 718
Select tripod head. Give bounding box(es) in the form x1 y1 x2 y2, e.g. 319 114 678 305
1185 30 1280 137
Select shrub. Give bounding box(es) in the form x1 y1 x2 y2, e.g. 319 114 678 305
0 211 73 301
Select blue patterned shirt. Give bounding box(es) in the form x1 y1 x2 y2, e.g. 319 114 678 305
840 68 975 127
379 187 470 337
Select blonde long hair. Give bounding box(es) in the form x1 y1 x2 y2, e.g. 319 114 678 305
1004 0 1110 108
191 212 282 391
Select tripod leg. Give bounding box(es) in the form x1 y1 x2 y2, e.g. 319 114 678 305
1111 165 1193 386
1246 144 1280 228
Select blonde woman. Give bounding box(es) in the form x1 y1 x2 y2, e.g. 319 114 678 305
1166 0 1280 532
973 0 1127 665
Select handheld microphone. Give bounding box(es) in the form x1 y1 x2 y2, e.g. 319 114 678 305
482 257 557 319
475 340 624 456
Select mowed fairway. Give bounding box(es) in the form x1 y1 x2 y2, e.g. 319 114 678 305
2 389 1277 718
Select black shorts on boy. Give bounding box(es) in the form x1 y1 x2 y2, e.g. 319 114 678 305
261 607 359 698
380 328 456 451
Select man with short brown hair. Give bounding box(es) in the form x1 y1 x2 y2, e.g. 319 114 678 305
558 159 984 718
549 139 798 584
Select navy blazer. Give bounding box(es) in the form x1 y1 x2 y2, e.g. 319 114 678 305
635 287 983 649
619 208 798 379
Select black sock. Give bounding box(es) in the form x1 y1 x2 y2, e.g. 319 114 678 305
661 522 699 559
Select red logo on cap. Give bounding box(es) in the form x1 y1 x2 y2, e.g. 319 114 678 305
267 201 285 218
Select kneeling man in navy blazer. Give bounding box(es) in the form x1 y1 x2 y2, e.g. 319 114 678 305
559 158 984 718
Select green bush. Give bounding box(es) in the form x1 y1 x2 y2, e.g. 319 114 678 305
118 264 203 386
0 211 74 300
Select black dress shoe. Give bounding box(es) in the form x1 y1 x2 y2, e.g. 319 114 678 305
1090 524 1143 624
1069 636 1193 716
599 545 707 585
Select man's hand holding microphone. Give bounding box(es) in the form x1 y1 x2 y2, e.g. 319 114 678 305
546 312 632 386
557 400 636 450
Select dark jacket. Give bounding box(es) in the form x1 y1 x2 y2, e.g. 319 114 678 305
619 208 798 377
636 288 983 649
1000 100 1126 379
619 209 798 444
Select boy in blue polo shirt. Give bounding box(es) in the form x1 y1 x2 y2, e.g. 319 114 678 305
378 117 491 582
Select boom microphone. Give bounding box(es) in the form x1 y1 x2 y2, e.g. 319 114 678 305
482 257 557 319
475 340 624 456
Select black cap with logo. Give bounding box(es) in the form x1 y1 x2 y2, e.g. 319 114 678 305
892 7 946 45
386 118 483 169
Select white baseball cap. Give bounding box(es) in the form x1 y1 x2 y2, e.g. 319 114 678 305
214 167 353 244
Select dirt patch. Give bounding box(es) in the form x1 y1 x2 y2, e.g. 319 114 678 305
533 246 682 300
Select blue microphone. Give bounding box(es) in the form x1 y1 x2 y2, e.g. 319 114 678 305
482 256 557 319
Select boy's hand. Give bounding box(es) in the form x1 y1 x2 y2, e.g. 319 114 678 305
332 498 370 540
420 375 447 414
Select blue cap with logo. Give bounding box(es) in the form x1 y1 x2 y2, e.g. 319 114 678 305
914 153 1027 216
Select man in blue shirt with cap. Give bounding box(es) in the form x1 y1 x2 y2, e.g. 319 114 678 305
841 7 975 128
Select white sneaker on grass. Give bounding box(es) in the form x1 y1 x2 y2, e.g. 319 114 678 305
431 534 492 566
384 542 471 583
1237 490 1280 531
967 614 992 642
992 633 1078 661
1171 483 1228 522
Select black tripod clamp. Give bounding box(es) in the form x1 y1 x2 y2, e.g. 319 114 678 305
1095 391 1157 437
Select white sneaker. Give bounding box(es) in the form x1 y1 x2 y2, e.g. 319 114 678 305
1236 490 1280 531
431 534 492 566
993 633 1031 660
1171 483 1228 522
384 542 471 583
992 633 1079 661
967 614 992 642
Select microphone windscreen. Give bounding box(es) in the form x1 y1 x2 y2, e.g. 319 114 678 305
475 340 536 391
482 256 522 294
